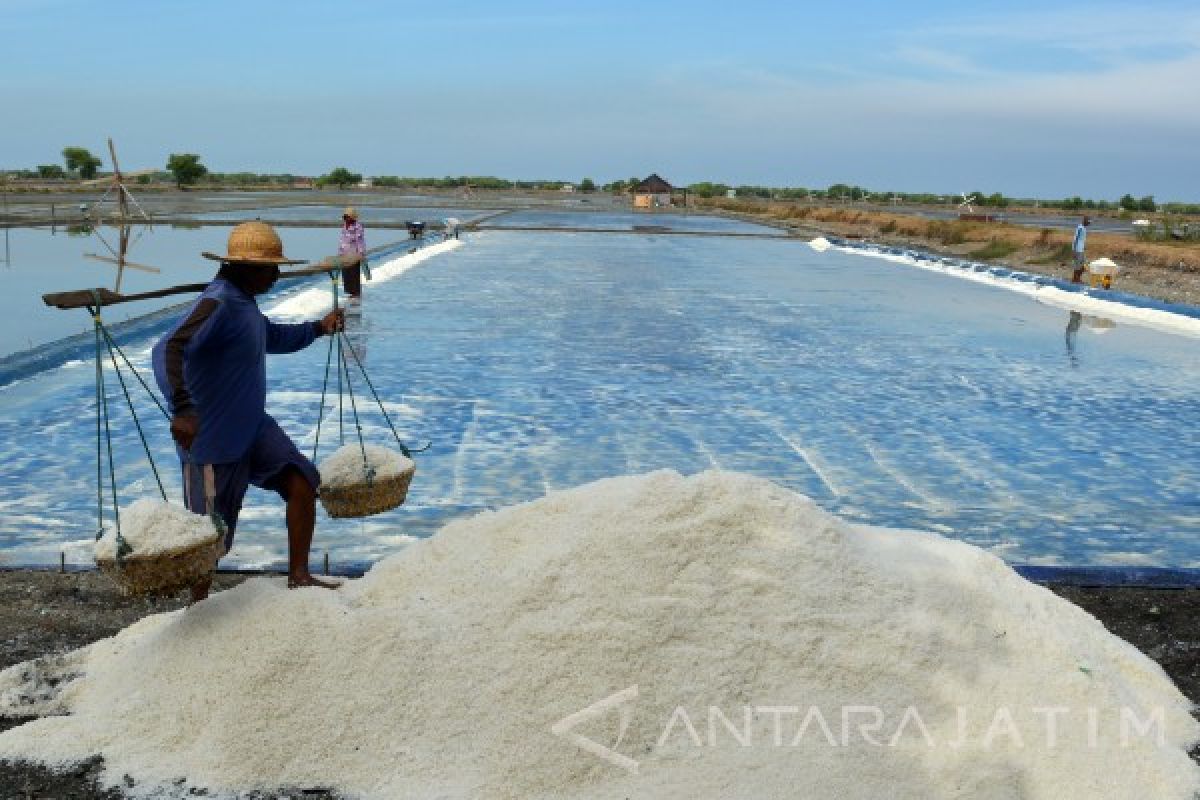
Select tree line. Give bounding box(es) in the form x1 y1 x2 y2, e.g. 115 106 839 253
15 146 209 188
6 151 1196 213
683 182 1188 213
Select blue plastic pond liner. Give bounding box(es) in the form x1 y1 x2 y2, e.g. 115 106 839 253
0 233 445 390
0 301 190 388
1012 566 1200 589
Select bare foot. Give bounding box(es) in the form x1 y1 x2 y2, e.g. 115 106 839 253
287 572 341 590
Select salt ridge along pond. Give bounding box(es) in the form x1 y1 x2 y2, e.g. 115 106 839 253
0 226 1198 569
1 472 1196 799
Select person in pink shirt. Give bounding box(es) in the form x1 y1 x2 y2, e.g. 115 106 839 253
338 206 368 297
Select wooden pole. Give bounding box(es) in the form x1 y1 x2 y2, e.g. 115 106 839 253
42 254 362 310
84 252 161 274
109 138 128 223
2 189 8 265
116 224 131 292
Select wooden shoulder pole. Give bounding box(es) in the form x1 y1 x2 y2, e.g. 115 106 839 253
42 255 362 310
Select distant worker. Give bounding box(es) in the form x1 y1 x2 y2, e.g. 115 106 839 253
338 207 368 298
1070 216 1091 284
152 221 344 602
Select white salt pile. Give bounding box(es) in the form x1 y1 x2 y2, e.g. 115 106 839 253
318 443 414 487
4 471 1198 799
94 498 218 561
1087 257 1122 277
809 236 832 252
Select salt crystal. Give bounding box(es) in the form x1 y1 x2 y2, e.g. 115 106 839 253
4 471 1197 798
93 499 217 561
318 443 413 488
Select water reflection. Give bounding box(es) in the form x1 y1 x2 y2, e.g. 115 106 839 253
1065 311 1082 365
344 297 369 364
2 189 12 265
1065 311 1116 365
85 224 162 293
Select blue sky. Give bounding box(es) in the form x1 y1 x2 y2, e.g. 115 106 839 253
2 0 1198 200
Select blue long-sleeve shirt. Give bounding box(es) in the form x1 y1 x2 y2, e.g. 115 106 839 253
152 277 322 463
1073 224 1087 254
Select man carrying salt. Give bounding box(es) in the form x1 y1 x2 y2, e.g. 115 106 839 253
152 221 344 601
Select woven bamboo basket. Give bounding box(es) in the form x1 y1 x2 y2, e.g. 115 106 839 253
320 463 416 519
96 534 223 597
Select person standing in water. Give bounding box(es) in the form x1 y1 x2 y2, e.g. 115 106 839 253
1070 216 1091 284
339 207 368 298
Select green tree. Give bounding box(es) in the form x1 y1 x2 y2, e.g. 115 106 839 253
317 167 362 189
62 146 102 180
736 185 772 199
827 183 851 201
688 182 730 198
1137 195 1156 212
166 153 208 188
580 177 595 192
37 164 66 179
1119 194 1137 211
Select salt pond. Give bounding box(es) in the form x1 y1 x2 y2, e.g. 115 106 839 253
483 208 780 233
183 204 491 224
0 224 1197 569
0 224 399 358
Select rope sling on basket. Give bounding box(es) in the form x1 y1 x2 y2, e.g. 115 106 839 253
312 271 427 519
84 291 223 596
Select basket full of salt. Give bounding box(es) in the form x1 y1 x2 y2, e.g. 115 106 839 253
318 443 416 518
94 499 223 596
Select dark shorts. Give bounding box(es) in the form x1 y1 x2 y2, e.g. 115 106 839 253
341 264 361 296
1073 251 1087 268
180 416 320 554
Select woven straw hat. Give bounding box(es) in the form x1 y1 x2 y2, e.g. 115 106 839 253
202 221 305 265
343 207 359 220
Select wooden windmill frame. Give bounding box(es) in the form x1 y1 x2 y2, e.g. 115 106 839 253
79 139 162 292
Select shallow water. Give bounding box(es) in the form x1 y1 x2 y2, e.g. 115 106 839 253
0 225 414 358
0 229 1197 569
483 209 780 234
183 205 492 224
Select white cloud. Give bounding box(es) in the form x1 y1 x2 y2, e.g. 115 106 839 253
892 46 987 77
900 4 1200 71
